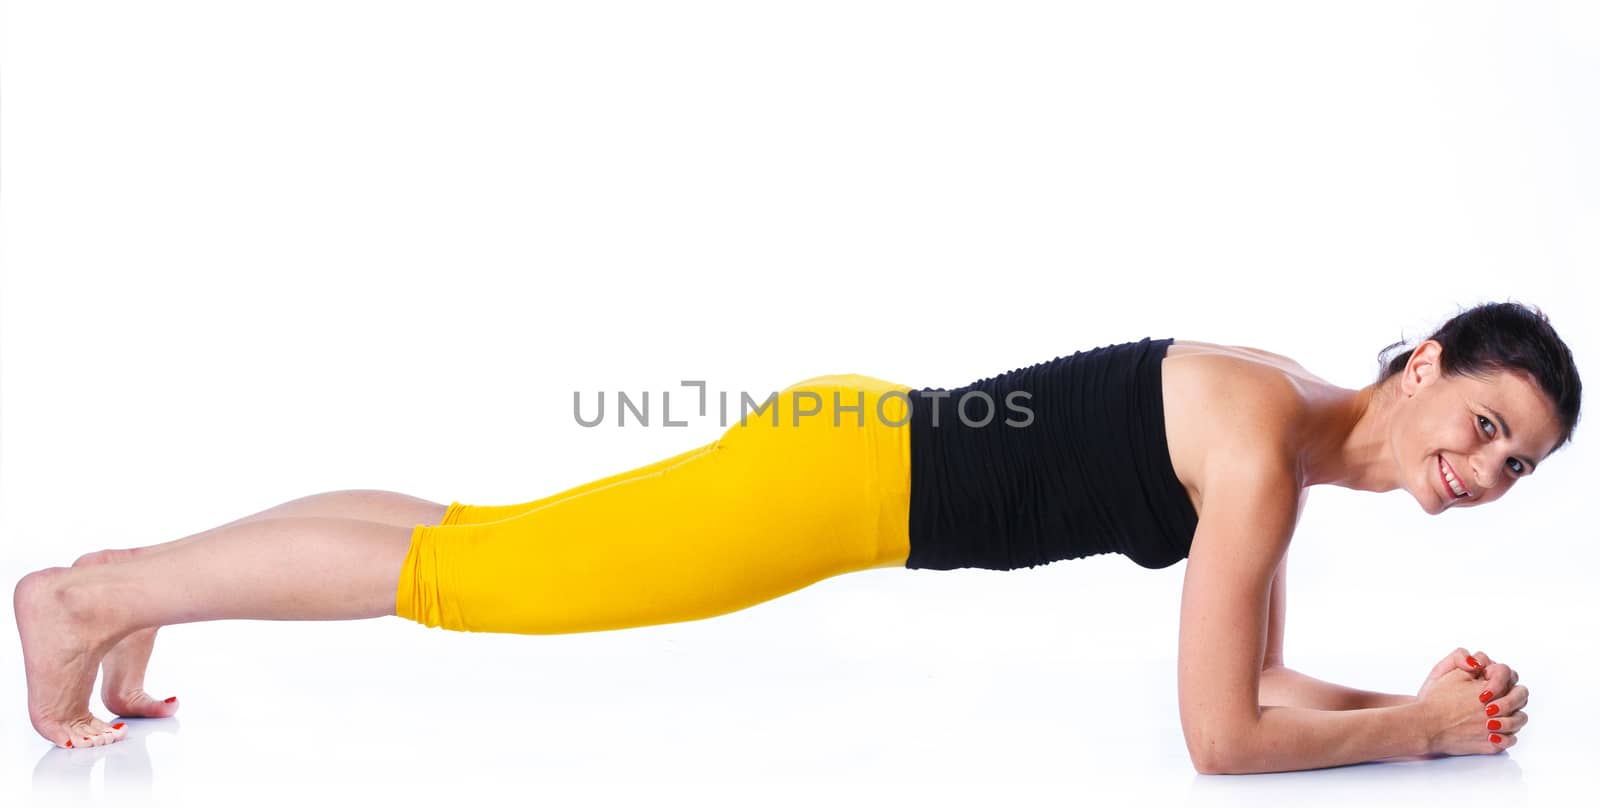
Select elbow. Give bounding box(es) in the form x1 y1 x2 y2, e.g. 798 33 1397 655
1181 705 1263 774
1185 728 1253 775
1189 748 1231 776
1184 732 1228 771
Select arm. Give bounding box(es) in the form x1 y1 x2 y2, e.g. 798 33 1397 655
1177 454 1433 774
1242 702 1432 773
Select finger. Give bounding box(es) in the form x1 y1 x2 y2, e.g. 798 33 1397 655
1486 708 1529 735
1434 648 1482 680
1482 662 1514 695
1488 731 1517 751
1490 664 1520 694
1472 650 1495 669
1483 685 1529 719
1458 650 1488 676
1491 665 1516 691
1427 652 1461 681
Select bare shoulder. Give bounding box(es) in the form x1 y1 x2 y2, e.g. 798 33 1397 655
1160 340 1311 515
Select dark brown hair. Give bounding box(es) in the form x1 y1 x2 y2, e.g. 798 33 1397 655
1376 301 1582 452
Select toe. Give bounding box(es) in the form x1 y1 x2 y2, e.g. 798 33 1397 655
52 721 83 748
89 722 126 746
61 716 123 747
68 722 99 748
106 688 179 718
86 723 126 746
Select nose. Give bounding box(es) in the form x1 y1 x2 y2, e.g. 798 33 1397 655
1472 454 1506 493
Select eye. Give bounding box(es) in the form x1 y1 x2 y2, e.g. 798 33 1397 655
1475 414 1528 477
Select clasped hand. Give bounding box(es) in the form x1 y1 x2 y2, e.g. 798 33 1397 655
1415 647 1528 756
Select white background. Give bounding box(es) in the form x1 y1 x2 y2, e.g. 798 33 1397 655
3 0 1597 805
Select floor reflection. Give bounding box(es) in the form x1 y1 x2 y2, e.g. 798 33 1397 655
32 717 180 799
1186 751 1525 807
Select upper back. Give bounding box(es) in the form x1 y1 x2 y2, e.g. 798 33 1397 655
1160 340 1333 516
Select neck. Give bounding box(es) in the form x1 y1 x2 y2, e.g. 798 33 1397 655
1304 378 1403 493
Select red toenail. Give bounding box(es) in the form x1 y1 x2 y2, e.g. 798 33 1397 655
113 723 125 729
65 740 73 748
164 697 176 703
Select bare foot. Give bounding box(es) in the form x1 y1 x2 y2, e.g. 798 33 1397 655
14 567 132 748
71 549 179 718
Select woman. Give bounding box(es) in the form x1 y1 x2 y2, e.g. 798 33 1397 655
15 301 1581 773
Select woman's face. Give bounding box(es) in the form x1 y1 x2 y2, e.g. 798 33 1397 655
1388 340 1563 515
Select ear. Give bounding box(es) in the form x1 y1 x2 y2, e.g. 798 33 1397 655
1399 339 1444 397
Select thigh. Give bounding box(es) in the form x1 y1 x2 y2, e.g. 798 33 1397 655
397 373 913 634
439 442 718 526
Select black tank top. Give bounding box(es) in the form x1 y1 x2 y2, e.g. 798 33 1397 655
904 337 1199 571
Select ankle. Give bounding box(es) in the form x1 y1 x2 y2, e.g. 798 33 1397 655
50 566 140 639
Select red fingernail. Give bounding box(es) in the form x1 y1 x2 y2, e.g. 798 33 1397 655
65 740 73 748
1488 719 1502 730
1490 733 1503 743
1479 689 1493 703
163 697 177 703
83 737 89 740
1486 703 1500 716
1466 656 1480 668
112 722 125 729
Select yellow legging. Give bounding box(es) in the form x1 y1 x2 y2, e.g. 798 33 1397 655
395 373 913 634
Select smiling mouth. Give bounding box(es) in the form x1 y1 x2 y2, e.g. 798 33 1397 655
1437 454 1470 500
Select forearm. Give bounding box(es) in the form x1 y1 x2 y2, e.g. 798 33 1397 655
1210 701 1432 774
1259 665 1415 711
